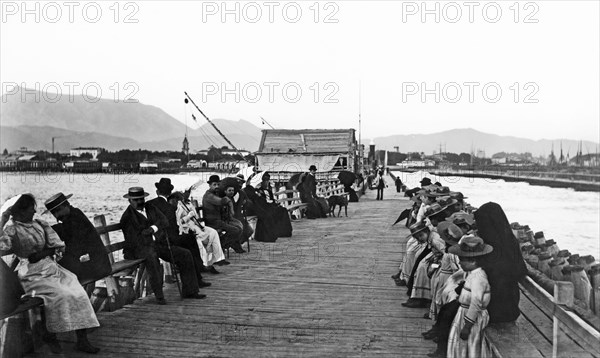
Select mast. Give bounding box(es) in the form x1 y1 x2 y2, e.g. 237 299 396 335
358 81 362 175
184 92 250 165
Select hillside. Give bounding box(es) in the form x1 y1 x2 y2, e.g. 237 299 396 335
369 129 599 157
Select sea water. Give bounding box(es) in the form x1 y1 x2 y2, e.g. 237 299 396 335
1 171 599 258
393 170 600 258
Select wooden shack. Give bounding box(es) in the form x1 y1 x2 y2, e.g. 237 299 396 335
255 129 358 182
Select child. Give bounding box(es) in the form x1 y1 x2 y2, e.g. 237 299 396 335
396 221 428 286
447 234 493 358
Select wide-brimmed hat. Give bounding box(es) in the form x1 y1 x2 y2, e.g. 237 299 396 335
420 177 432 186
155 178 174 193
448 234 493 257
430 186 451 197
424 203 445 218
406 221 429 239
437 222 463 244
44 192 73 214
309 165 317 171
445 212 475 226
436 196 458 208
208 175 221 184
123 187 149 199
449 191 468 200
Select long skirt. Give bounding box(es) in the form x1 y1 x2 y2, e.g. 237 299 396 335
399 238 426 282
447 306 490 358
194 226 225 266
17 257 99 333
430 268 457 320
411 252 434 300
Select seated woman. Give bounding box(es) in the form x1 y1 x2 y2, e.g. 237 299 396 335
168 192 228 272
245 172 292 241
0 194 100 354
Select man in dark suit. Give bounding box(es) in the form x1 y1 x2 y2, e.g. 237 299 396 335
45 192 111 285
305 165 327 218
120 187 205 305
146 178 211 286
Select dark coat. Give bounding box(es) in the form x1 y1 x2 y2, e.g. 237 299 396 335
53 206 111 282
119 204 168 259
146 197 180 244
304 174 317 197
475 202 527 323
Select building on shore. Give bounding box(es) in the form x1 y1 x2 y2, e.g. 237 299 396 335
70 147 104 160
255 129 358 182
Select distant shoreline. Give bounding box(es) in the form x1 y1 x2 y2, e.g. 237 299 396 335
390 167 600 192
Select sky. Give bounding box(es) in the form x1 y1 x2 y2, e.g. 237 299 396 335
1 0 599 142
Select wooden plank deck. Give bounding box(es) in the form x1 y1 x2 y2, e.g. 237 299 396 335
36 184 438 357
27 180 593 357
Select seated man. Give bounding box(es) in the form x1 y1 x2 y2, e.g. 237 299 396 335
168 192 228 272
146 178 211 287
203 175 245 253
120 187 206 304
44 192 111 286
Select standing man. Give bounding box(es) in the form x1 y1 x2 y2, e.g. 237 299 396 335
120 187 206 304
203 175 245 253
44 192 111 286
305 165 327 218
146 178 211 287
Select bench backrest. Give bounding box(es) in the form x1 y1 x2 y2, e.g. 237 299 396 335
94 215 124 264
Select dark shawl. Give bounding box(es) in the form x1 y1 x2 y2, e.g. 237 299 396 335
474 202 527 323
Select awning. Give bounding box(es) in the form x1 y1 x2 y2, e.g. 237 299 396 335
256 154 341 172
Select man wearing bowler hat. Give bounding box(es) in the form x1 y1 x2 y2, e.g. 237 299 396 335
203 175 245 253
45 192 111 285
120 187 206 304
147 178 211 287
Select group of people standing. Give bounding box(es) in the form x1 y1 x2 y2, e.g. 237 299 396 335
0 170 298 354
393 177 527 358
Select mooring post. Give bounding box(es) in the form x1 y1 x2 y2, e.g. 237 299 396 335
553 281 574 358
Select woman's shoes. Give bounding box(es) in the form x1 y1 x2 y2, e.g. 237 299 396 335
43 333 63 354
76 339 100 354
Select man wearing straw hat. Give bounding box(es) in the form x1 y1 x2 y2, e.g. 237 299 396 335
44 193 111 285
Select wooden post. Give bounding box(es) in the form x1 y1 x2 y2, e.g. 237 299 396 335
93 215 120 309
553 281 574 358
589 264 600 317
569 265 592 310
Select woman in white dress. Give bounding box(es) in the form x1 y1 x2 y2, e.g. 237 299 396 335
0 194 100 354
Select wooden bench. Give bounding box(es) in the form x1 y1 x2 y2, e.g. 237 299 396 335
274 189 308 220
85 215 147 298
318 183 349 201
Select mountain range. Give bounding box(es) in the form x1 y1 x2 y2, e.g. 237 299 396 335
368 129 599 158
1 87 597 157
1 87 262 152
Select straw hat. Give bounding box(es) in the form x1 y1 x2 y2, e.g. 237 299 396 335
448 234 493 257
445 212 475 226
437 222 463 244
406 221 429 239
123 187 149 199
43 192 73 214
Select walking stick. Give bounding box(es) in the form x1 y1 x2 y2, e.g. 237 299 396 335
164 232 183 300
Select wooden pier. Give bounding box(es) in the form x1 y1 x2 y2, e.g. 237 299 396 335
27 183 598 357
